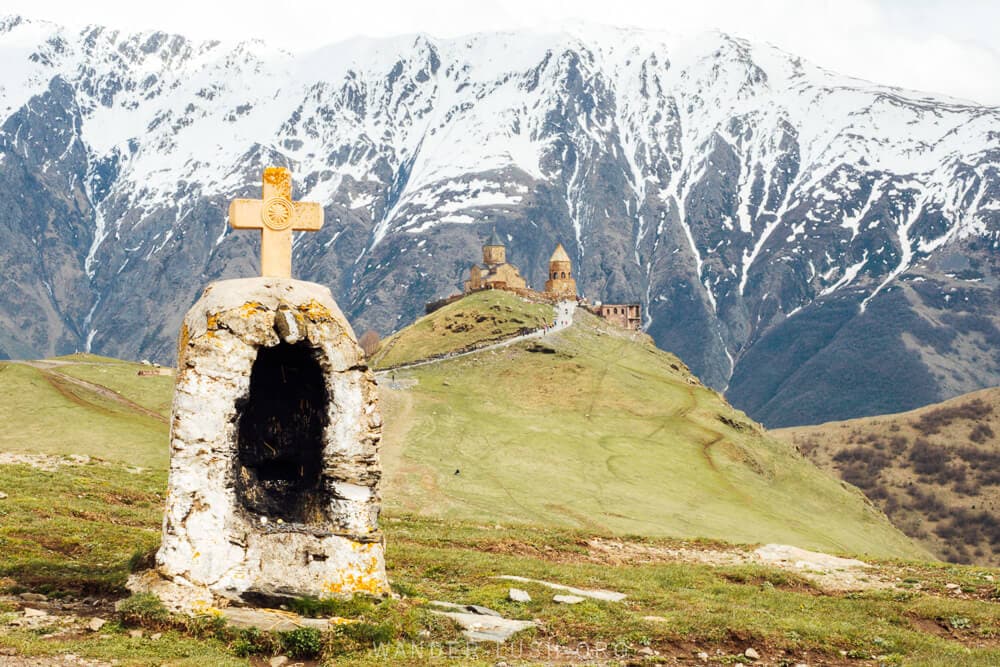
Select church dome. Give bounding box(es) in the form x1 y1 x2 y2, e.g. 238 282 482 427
550 243 571 263
486 228 504 247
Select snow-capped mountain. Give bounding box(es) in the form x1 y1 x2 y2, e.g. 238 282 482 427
1 15 998 426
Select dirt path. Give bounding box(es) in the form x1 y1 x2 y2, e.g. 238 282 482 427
586 538 896 592
11 361 168 425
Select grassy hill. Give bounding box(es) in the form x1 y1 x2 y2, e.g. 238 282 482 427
376 300 925 559
1 296 999 664
775 388 1000 566
0 355 170 469
372 290 554 368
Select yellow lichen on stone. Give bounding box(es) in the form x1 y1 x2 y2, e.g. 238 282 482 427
263 166 292 199
320 551 388 596
238 301 265 318
176 324 190 366
191 600 223 617
298 299 332 322
328 617 360 625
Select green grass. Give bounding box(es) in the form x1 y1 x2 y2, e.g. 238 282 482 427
0 460 997 665
55 362 174 418
0 362 168 469
372 290 555 369
380 309 928 560
0 461 164 594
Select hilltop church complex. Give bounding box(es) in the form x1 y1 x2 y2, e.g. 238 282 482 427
429 230 641 331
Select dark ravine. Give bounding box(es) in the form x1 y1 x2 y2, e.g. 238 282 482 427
0 16 998 427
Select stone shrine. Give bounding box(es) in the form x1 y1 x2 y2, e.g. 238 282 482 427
130 168 389 610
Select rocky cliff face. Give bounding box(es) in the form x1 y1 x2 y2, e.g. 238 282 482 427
1 15 998 426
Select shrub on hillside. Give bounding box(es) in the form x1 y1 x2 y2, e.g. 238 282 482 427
358 330 381 358
888 435 909 455
833 446 891 494
912 399 993 435
953 445 1000 486
934 508 1000 549
908 438 948 478
969 423 995 444
905 486 947 521
953 476 981 497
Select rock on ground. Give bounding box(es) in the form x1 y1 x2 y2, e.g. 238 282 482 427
508 588 531 602
429 611 535 643
497 575 626 601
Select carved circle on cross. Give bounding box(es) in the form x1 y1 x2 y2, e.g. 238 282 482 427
261 197 293 231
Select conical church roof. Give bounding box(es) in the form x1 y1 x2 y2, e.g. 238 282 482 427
550 243 571 262
485 228 504 247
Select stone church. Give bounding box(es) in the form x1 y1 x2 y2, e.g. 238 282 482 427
544 243 577 297
463 229 529 292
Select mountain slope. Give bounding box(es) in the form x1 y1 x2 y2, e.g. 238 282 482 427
0 16 998 426
775 387 1000 566
376 296 926 558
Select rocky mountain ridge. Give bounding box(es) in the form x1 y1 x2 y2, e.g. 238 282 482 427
0 15 998 426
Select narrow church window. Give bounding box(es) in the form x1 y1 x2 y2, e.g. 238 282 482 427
561 272 566 278
235 342 328 523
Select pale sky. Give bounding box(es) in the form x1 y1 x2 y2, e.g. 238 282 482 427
5 0 1000 105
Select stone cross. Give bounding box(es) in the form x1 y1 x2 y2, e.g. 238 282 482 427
229 167 324 278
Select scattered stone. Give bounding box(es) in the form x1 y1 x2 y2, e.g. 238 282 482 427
22 608 47 617
269 657 289 667
221 607 337 632
128 629 143 639
430 611 535 643
466 604 501 617
88 617 107 632
429 601 501 616
945 583 960 590
643 615 668 623
552 594 585 605
150 632 162 640
0 492 7 499
0 647 16 656
637 646 654 656
697 651 709 662
744 647 761 660
497 576 626 601
508 588 531 603
752 544 889 591
19 592 46 602
0 452 92 471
